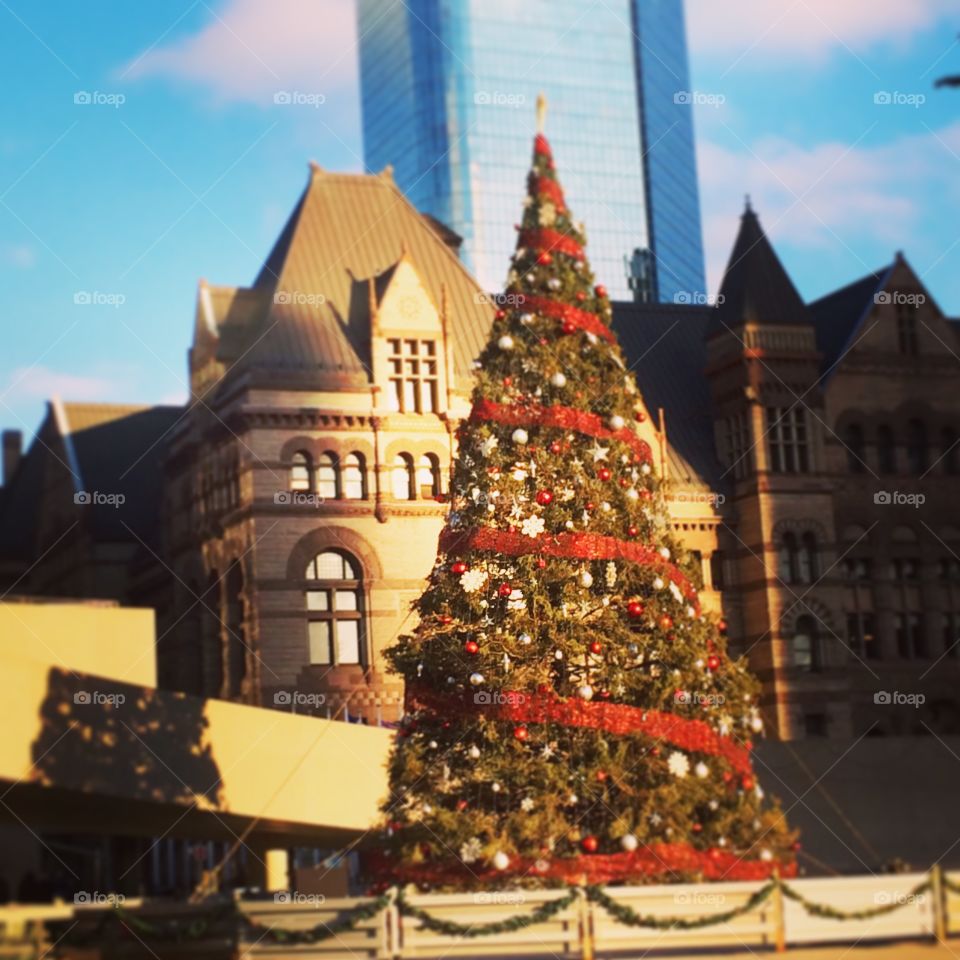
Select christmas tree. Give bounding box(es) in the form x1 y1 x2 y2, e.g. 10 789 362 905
378 106 796 890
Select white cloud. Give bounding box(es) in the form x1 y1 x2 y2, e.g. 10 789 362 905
687 0 955 62
5 367 123 402
2 245 36 269
698 122 960 292
120 0 359 109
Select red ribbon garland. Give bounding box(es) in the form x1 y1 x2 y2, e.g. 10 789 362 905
407 685 750 775
369 843 795 886
439 526 699 610
529 175 566 210
520 294 615 343
519 228 584 261
470 399 652 464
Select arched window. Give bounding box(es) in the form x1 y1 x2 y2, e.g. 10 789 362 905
417 453 441 499
906 420 927 474
342 452 367 500
941 427 959 475
792 615 821 672
778 532 799 583
305 551 363 666
224 562 247 699
798 532 819 584
877 425 896 473
845 424 866 473
316 452 339 500
391 453 415 500
290 451 312 492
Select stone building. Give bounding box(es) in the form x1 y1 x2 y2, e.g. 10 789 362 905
2 171 957 739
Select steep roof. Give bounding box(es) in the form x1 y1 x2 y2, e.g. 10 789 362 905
709 204 810 337
198 166 494 389
61 402 182 543
808 264 892 375
614 303 726 493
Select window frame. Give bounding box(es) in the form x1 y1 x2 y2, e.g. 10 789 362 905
304 550 365 667
387 338 439 414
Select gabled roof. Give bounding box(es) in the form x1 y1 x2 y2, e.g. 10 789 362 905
808 264 892 375
614 303 727 493
196 165 494 390
709 204 810 337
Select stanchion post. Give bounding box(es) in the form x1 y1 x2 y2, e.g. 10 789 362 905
578 885 594 960
932 863 947 943
772 869 786 953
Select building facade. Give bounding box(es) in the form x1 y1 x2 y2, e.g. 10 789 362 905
357 0 706 303
2 172 958 741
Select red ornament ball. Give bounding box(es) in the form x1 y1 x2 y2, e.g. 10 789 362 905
438 614 453 625
536 489 554 506
742 776 755 791
503 376 513 387
549 441 562 454
722 771 733 784
575 291 586 302
581 836 599 853
589 641 603 655
692 823 703 833
595 284 608 298
536 557 547 569
659 615 674 631
706 654 721 671
626 600 645 618
595 770 608 782
561 320 577 335
464 640 480 655
513 725 529 741
585 501 595 511
597 466 612 481
536 251 553 265
450 561 468 575
627 525 639 538
718 619 728 633
635 411 646 422
495 309 506 320
456 799 468 812
498 582 513 597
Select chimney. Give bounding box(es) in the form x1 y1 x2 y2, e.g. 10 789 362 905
3 430 22 486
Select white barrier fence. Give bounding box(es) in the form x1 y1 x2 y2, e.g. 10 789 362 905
2 870 959 959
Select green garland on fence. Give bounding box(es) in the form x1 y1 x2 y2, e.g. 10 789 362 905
395 888 579 938
239 892 392 945
778 879 931 921
584 881 775 930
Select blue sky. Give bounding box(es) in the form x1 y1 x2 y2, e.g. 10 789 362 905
2 0 959 436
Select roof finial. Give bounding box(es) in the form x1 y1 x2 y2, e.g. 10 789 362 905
536 92 547 134
744 193 753 213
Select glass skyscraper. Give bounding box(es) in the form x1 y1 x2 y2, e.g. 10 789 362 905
357 0 706 303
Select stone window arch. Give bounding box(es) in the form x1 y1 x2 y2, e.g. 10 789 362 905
391 453 415 500
342 452 367 500
304 550 365 666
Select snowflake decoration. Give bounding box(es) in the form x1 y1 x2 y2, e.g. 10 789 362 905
605 562 617 587
649 812 663 826
520 797 535 812
460 569 489 593
480 436 499 458
459 837 483 864
538 201 557 227
667 751 690 778
520 515 546 538
694 761 710 779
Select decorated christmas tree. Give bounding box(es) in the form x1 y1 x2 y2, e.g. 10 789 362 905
378 104 796 889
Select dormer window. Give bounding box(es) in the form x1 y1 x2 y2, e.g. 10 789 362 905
387 338 438 413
